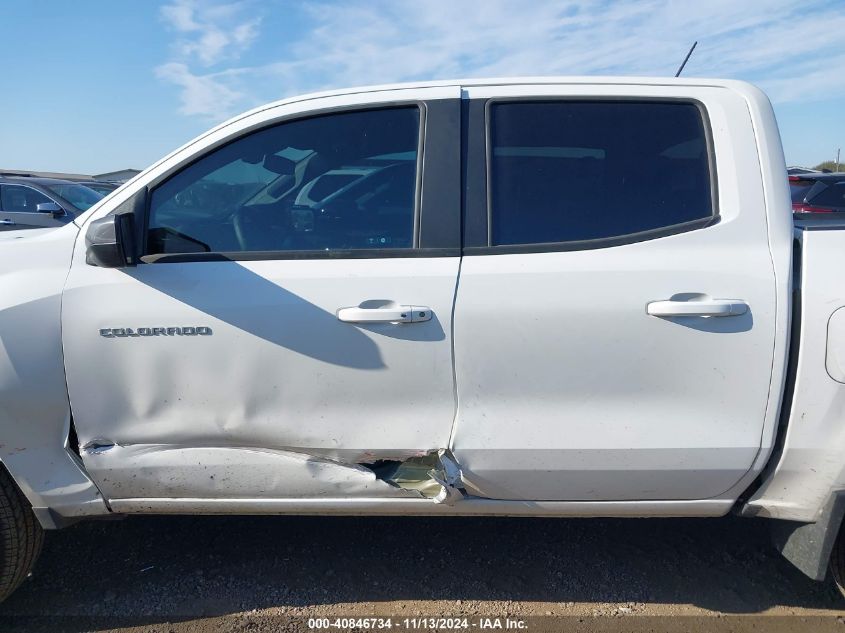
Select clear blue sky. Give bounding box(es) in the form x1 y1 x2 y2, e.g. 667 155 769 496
1 0 843 174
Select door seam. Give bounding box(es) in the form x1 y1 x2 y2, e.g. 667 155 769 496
446 255 463 450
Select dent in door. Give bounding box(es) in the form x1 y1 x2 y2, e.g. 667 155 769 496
81 443 467 502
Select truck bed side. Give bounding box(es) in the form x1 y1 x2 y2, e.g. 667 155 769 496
745 221 845 522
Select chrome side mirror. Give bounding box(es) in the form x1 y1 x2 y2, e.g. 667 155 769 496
36 202 63 217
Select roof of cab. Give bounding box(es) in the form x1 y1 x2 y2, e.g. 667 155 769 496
90 75 766 227
196 75 764 152
240 75 759 115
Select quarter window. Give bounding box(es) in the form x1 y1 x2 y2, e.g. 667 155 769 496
488 101 714 247
147 107 421 255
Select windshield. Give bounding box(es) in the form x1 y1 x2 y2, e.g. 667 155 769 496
42 183 104 211
84 183 118 196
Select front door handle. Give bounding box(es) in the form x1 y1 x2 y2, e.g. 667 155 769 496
647 299 748 317
0 219 16 226
337 303 432 324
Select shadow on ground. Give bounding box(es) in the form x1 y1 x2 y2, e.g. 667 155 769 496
0 515 842 626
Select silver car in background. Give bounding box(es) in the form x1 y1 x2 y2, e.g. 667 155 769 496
0 176 104 231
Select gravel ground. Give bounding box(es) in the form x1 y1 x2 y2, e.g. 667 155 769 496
1 514 844 631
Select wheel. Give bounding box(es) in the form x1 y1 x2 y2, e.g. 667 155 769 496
830 524 845 599
0 466 43 602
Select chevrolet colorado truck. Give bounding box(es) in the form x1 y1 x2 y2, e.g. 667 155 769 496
1 77 843 602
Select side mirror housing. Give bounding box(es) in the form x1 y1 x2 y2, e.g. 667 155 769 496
36 201 64 217
85 212 137 267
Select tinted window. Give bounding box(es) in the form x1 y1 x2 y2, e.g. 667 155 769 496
42 183 103 211
809 181 845 208
147 107 420 255
1 185 52 213
790 179 816 203
489 101 714 246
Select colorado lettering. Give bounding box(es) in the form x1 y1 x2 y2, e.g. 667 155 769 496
99 327 213 338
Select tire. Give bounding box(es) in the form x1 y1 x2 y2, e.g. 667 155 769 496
831 525 845 599
0 466 43 602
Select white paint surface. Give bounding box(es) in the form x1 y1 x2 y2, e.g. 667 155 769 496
450 83 788 501
0 77 806 522
83 444 418 499
746 228 845 521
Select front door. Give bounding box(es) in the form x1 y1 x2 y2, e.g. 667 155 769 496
62 93 462 502
0 184 66 230
451 86 778 501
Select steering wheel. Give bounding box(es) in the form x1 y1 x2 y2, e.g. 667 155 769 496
232 206 249 251
232 202 297 251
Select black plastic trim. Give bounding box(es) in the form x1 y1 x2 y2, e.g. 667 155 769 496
770 490 845 581
462 98 488 248
85 214 134 268
418 99 461 249
463 215 719 256
794 212 845 228
738 238 802 515
141 247 460 264
102 187 148 264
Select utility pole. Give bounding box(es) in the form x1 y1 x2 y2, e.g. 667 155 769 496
837 148 841 172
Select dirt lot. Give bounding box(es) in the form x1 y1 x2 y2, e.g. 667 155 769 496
1 514 844 632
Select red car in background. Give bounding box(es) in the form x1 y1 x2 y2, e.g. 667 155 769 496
790 172 845 213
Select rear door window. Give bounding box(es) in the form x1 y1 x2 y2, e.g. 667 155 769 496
488 101 715 247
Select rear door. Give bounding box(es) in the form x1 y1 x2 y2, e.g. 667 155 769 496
451 85 778 501
62 88 463 502
0 184 67 230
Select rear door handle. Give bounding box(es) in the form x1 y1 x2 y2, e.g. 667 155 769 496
647 299 748 317
337 304 432 324
0 219 16 226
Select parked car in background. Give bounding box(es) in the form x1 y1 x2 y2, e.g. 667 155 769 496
787 166 822 175
790 172 845 213
0 176 104 231
77 180 120 196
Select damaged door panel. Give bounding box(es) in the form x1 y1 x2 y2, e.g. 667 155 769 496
63 257 461 500
363 449 465 504
80 444 468 503
81 444 419 499
61 92 463 502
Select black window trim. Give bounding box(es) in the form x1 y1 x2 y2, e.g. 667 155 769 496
139 100 459 263
143 247 461 263
469 96 720 255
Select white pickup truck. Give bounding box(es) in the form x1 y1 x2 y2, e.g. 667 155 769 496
1 77 843 602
